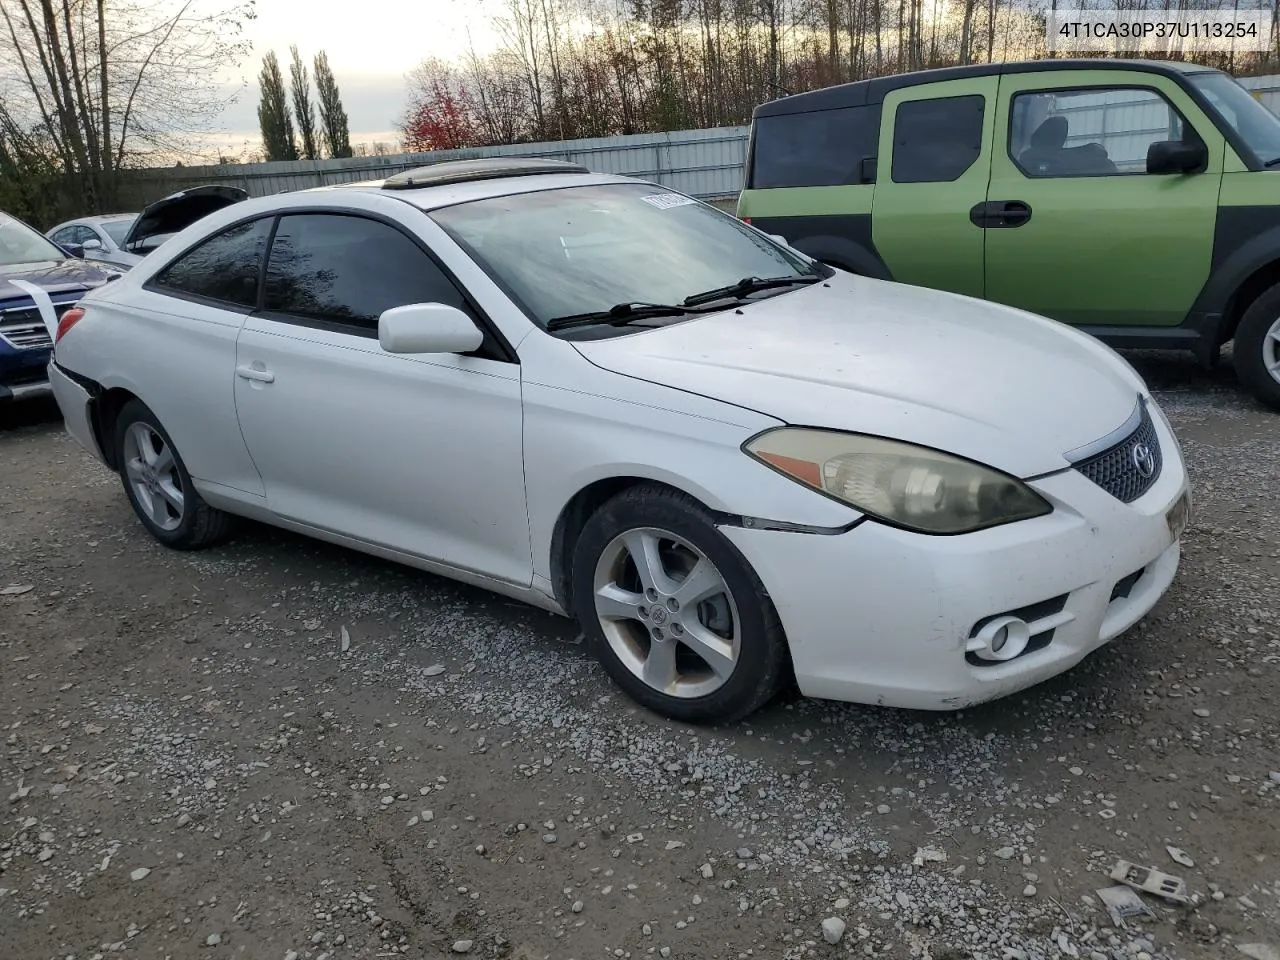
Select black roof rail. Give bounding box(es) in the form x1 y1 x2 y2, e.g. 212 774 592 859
381 157 590 190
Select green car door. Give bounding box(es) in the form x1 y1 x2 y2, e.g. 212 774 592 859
983 71 1225 328
871 77 999 300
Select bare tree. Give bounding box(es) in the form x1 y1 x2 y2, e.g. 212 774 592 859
396 0 1277 153
0 0 253 214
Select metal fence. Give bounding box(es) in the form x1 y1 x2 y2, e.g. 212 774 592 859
119 127 751 208
121 72 1280 208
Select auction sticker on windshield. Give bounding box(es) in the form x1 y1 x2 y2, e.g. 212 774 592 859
640 193 697 209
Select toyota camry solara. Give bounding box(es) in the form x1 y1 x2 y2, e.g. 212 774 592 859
45 158 1191 723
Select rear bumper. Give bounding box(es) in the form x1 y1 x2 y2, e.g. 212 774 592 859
47 362 105 461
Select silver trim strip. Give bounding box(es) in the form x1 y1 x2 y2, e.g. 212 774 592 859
5 380 52 401
1063 395 1144 464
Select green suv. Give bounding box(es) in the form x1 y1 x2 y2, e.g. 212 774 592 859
737 59 1280 410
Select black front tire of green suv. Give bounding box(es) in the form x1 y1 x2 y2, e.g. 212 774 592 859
1234 282 1280 413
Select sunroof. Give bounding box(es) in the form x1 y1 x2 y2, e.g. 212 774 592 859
381 157 590 190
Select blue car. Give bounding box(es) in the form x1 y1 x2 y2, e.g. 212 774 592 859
1 210 120 403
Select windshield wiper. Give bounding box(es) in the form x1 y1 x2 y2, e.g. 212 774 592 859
682 274 822 307
546 302 695 332
1264 156 1280 168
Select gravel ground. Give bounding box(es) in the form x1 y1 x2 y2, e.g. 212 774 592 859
1 353 1277 960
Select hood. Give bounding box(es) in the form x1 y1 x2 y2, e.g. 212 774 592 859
123 184 248 253
0 258 116 303
571 274 1147 478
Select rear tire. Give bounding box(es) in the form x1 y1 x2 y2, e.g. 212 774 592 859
571 484 788 724
1234 283 1280 411
115 399 233 550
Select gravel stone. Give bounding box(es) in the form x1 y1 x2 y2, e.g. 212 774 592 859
821 917 846 944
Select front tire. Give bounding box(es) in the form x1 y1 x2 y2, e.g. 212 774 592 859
571 484 788 724
1234 283 1280 411
115 399 233 550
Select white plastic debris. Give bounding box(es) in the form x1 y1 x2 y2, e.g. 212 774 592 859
130 867 151 881
0 585 34 596
339 625 350 653
1166 845 1195 868
1109 859 1190 903
1096 884 1155 926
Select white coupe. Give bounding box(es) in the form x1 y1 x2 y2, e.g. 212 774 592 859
46 158 1191 722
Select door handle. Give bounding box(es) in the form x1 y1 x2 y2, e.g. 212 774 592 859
236 364 275 383
970 200 1032 228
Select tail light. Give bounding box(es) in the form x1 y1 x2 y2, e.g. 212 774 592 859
741 217 752 224
55 307 85 343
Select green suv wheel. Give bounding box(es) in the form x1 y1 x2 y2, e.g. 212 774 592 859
1235 283 1280 412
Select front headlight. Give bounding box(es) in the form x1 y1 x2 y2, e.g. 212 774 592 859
744 428 1052 535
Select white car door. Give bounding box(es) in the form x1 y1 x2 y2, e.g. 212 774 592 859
233 211 531 586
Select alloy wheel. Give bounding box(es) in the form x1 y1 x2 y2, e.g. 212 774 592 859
122 422 185 532
1264 315 1280 386
592 527 740 699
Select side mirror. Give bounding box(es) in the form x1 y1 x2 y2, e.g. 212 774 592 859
82 238 104 252
378 303 484 355
1147 140 1207 175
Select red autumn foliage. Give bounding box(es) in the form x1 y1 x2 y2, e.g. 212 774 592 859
401 72 481 152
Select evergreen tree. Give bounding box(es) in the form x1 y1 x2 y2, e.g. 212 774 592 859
289 46 318 160
314 51 352 159
257 51 298 161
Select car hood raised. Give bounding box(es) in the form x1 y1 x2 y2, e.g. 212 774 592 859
571 274 1147 478
122 184 248 253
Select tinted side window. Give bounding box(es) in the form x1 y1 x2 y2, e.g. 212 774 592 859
263 214 468 332
891 95 986 183
751 105 881 188
1010 87 1190 178
153 218 272 308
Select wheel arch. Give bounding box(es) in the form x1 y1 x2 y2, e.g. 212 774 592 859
548 476 719 612
1219 258 1280 346
90 385 141 472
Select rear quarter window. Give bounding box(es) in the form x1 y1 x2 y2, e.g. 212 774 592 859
750 105 881 189
891 95 986 183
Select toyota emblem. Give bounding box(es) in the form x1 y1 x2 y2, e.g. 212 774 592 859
1131 442 1156 479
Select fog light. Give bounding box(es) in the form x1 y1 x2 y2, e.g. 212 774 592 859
967 615 1031 662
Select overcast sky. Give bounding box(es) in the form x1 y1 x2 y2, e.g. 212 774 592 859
211 0 501 151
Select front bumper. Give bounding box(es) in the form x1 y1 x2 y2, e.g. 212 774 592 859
0 345 52 402
720 407 1189 711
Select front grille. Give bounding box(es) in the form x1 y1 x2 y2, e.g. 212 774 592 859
0 301 77 350
1072 405 1162 504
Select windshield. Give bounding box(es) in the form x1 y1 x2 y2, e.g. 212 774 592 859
430 182 819 328
101 217 136 245
1190 72 1280 165
0 214 69 266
